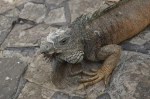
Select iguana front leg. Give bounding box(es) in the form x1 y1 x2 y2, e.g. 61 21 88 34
77 44 121 90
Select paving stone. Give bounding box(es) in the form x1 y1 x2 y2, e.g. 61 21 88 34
18 82 54 99
1 24 32 48
45 0 65 5
71 96 84 99
0 57 27 99
1 24 56 48
0 14 18 49
144 41 150 50
16 3 25 11
96 93 111 99
0 48 35 65
30 0 45 4
0 15 14 30
4 8 20 18
23 53 55 89
0 0 28 13
44 7 66 24
19 2 46 23
12 77 27 99
51 91 71 99
133 81 150 99
0 30 10 46
68 0 108 22
107 52 150 99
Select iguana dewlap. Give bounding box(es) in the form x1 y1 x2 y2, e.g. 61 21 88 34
40 0 150 90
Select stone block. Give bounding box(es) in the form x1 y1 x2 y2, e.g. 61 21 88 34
0 57 27 99
18 82 53 99
45 0 65 5
1 24 56 48
44 7 66 24
19 2 46 23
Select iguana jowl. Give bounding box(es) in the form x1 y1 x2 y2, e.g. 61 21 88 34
40 0 150 90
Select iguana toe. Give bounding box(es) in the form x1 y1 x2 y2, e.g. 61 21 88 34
76 75 104 90
82 71 97 76
76 68 109 90
81 75 99 82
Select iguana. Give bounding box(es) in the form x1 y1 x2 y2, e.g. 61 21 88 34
40 0 150 90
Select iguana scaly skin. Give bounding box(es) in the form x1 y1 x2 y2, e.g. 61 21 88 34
40 0 150 90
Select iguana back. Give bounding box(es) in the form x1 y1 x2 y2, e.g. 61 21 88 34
80 0 150 46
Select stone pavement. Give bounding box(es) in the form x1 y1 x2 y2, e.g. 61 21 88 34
0 0 150 99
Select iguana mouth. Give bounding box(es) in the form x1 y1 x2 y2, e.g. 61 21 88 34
41 49 62 56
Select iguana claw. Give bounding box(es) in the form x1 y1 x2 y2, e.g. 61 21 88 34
76 68 109 90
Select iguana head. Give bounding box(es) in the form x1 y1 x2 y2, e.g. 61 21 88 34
40 27 84 64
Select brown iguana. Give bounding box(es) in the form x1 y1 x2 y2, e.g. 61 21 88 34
40 0 150 90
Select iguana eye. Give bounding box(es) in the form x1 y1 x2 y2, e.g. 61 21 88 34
59 37 69 45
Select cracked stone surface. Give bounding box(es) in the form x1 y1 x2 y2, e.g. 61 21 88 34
1 24 53 48
0 15 14 30
45 0 65 5
96 93 111 99
4 8 20 18
0 15 17 46
44 7 66 24
19 2 46 23
0 0 150 99
107 52 150 99
18 82 54 99
30 0 45 4
0 0 28 13
0 57 27 99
